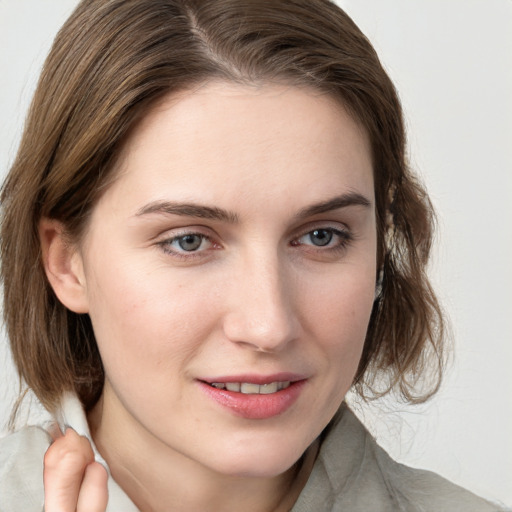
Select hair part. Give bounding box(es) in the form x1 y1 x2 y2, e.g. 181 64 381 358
1 0 446 425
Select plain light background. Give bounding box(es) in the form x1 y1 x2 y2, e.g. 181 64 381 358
0 0 511 507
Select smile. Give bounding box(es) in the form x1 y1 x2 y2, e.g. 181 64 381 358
199 377 306 419
209 381 291 394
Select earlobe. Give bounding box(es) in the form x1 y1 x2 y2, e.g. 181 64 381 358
39 218 89 314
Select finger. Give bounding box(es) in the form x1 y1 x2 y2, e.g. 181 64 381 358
76 462 109 512
44 428 95 512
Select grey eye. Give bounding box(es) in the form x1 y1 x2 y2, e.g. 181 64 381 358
177 234 203 251
308 229 333 246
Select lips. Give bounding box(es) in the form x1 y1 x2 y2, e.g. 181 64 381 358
198 374 307 419
209 381 291 394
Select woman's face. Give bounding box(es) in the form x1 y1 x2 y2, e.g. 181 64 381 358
76 82 376 477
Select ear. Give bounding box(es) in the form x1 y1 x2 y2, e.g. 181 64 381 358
39 218 89 314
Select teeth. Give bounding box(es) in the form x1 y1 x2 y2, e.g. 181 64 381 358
240 383 260 394
278 381 290 391
259 382 278 394
209 381 291 394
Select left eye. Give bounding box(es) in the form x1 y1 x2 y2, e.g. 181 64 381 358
305 229 333 246
294 228 349 248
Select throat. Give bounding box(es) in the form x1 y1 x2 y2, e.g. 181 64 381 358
273 438 320 512
87 385 320 512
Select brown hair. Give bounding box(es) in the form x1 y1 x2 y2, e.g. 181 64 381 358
1 0 445 421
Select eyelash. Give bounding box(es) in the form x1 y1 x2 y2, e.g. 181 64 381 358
291 227 353 254
157 231 217 260
157 226 353 260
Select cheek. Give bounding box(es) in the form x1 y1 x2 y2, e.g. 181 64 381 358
302 267 375 383
84 259 218 374
303 267 375 338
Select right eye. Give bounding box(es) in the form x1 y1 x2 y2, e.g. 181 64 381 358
173 234 206 252
158 232 216 258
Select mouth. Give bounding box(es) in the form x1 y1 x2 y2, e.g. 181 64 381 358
198 375 306 419
208 381 291 394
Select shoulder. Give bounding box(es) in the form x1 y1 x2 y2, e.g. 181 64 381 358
293 406 504 512
371 439 502 512
0 426 51 512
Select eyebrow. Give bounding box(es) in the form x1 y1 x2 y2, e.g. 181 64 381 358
136 201 239 223
135 192 371 223
294 192 372 220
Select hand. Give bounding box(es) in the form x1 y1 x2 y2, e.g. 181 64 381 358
43 426 108 512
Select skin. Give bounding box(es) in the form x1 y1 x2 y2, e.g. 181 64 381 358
41 82 377 511
43 428 108 512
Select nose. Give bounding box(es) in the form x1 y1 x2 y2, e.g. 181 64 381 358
222 252 300 352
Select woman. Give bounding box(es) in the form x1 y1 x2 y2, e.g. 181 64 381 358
0 0 503 510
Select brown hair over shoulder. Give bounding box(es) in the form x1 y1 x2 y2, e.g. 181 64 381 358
1 0 446 421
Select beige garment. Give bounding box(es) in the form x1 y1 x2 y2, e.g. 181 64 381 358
0 394 504 511
290 407 502 511
0 393 137 512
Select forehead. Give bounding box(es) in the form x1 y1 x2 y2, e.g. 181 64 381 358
102 82 374 216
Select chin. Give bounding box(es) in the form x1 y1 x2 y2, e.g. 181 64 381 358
215 458 300 479
207 436 309 479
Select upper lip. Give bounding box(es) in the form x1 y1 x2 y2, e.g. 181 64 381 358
200 373 308 385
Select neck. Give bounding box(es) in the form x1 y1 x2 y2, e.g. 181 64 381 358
87 391 318 512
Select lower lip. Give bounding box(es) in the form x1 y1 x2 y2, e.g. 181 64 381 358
198 380 306 420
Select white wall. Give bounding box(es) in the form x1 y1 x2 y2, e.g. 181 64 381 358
1 0 511 507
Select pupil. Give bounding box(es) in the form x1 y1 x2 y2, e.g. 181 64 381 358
311 229 332 246
178 235 202 251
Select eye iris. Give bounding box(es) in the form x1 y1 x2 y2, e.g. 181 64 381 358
310 229 332 246
178 234 202 251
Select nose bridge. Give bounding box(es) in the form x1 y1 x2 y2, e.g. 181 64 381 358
224 246 298 351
